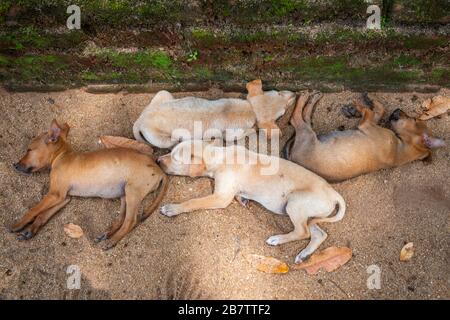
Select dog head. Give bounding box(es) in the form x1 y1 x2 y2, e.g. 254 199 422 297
246 79 296 137
157 140 216 178
14 119 70 174
389 108 445 155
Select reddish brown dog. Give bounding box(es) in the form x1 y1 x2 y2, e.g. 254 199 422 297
285 92 445 182
10 120 168 250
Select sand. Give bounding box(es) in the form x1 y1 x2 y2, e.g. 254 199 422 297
0 87 448 299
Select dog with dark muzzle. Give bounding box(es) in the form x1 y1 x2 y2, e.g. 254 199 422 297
284 92 445 182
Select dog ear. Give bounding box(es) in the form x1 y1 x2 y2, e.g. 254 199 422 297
422 133 445 149
246 79 263 98
46 119 62 143
60 122 70 139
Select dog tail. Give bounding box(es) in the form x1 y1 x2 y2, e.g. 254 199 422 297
141 174 169 222
309 191 346 225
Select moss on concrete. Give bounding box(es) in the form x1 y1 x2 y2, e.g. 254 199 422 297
0 1 448 90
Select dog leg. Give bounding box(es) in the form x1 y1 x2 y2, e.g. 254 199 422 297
290 93 310 128
95 196 126 243
101 189 141 250
17 198 71 240
10 192 67 232
295 224 328 263
303 91 323 126
161 193 235 217
266 195 310 246
368 96 385 124
352 100 378 129
161 176 235 216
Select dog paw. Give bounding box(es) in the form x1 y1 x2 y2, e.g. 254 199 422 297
17 229 33 241
235 196 249 208
294 251 311 264
341 105 360 118
311 91 323 100
101 240 116 251
266 235 282 246
160 204 182 217
95 233 108 243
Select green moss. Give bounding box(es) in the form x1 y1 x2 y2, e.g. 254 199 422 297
190 28 218 47
105 50 172 70
393 54 421 67
288 56 348 79
403 36 447 49
80 71 99 81
269 0 307 17
0 27 51 51
0 55 9 67
193 66 212 80
430 68 449 83
13 54 67 80
139 0 184 22
0 1 12 23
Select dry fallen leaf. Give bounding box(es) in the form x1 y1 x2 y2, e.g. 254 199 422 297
400 242 414 262
99 135 154 155
292 247 352 275
246 254 289 274
418 95 450 120
64 223 83 239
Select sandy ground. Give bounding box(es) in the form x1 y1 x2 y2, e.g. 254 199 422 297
0 86 449 300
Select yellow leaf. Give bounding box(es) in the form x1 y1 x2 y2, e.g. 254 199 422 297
418 96 450 120
64 223 83 239
400 242 414 262
246 254 289 274
292 247 352 275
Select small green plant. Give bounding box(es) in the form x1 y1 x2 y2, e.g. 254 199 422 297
187 50 199 62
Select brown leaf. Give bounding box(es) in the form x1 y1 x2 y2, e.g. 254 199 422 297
418 95 450 120
292 247 352 275
246 254 289 274
400 242 414 262
64 223 83 239
99 135 154 155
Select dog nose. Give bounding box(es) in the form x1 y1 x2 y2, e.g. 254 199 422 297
389 108 402 121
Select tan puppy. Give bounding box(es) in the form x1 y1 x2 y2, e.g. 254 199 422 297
133 79 295 148
285 92 445 182
10 120 168 250
157 140 346 263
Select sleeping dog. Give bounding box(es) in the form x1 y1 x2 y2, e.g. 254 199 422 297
284 92 445 182
133 80 295 148
157 140 346 263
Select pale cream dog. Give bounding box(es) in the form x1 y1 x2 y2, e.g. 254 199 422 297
133 80 296 148
157 140 346 263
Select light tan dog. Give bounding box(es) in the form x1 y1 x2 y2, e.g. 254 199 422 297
133 79 296 148
10 120 168 250
157 140 346 263
285 92 445 182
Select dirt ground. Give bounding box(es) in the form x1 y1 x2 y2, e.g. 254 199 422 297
0 86 448 300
